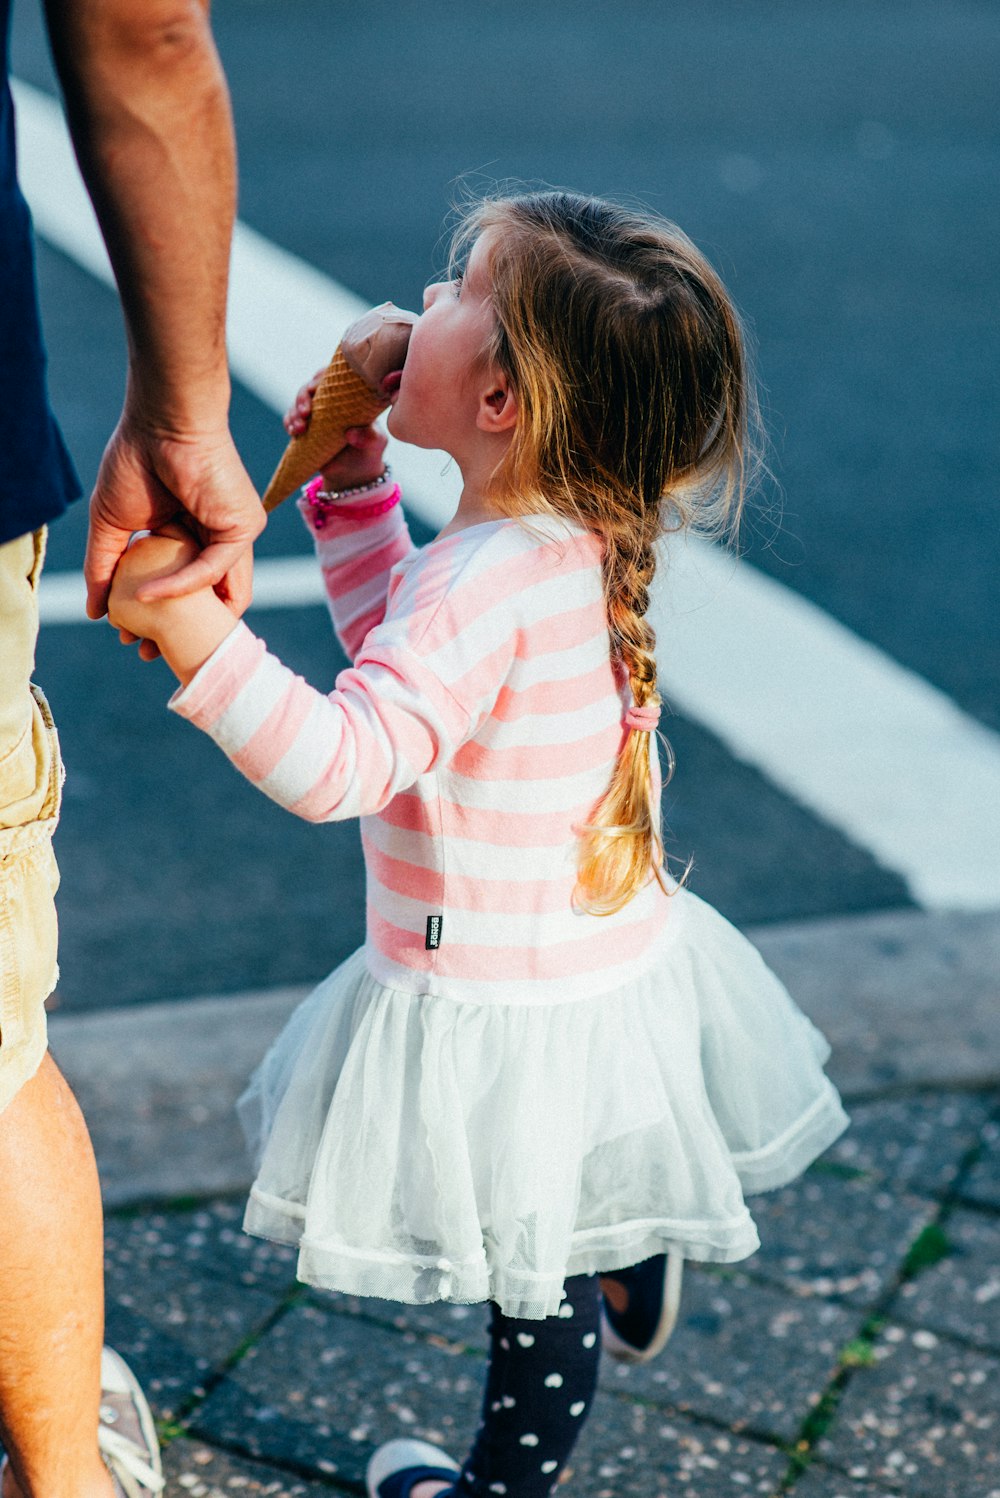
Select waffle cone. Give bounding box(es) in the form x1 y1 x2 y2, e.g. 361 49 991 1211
262 351 387 512
261 303 416 514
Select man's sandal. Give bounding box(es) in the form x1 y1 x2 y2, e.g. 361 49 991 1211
0 1348 162 1498
97 1348 165 1497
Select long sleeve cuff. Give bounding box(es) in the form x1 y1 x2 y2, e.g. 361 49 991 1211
296 474 400 539
168 620 263 728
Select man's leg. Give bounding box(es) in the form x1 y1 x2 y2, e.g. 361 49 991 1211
0 530 153 1498
0 1054 115 1498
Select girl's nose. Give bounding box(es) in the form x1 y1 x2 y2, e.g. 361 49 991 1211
422 281 445 311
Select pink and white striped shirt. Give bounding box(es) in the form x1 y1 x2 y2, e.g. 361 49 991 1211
171 491 670 1006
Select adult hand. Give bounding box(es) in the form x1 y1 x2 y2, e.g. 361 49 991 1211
85 412 265 620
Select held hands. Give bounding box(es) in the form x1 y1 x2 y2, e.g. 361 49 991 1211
86 409 265 620
108 525 241 685
285 373 388 491
106 379 389 678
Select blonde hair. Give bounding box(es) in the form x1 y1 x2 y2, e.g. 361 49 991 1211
451 191 759 915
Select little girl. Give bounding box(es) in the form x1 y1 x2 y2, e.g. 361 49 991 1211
110 190 848 1498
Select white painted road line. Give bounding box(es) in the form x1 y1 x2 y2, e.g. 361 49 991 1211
655 539 1000 911
36 554 329 621
16 78 1000 910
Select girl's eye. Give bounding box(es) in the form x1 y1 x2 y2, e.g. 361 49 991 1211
452 273 463 298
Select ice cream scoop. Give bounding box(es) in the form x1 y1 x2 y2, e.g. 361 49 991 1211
261 302 416 513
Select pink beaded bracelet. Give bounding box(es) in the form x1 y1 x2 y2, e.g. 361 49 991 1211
302 477 402 529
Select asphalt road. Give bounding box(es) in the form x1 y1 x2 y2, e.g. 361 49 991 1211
9 0 998 1011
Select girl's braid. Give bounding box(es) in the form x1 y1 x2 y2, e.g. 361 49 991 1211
603 507 662 709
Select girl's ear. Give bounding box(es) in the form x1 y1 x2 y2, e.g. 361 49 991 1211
477 373 518 434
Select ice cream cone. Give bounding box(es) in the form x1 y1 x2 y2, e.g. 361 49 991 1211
262 303 415 513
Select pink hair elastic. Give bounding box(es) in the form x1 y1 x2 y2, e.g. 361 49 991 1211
625 702 661 733
303 477 402 529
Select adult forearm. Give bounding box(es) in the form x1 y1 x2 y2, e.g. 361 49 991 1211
44 0 237 431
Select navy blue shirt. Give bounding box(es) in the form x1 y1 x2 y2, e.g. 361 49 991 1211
1 0 81 545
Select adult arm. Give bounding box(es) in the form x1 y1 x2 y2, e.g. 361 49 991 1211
43 0 264 615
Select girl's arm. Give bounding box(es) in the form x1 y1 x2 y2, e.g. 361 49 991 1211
166 622 473 824
303 477 415 662
284 403 415 662
108 529 241 685
110 527 478 824
162 541 518 827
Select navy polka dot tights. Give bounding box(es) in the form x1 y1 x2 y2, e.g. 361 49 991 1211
447 1273 602 1498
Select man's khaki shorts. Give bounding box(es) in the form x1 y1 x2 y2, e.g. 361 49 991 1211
0 528 63 1116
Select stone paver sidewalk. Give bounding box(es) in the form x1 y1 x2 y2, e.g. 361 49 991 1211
102 1086 999 1498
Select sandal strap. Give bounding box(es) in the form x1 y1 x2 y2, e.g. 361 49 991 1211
98 1425 165 1497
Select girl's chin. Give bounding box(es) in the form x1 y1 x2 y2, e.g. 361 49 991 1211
385 408 443 453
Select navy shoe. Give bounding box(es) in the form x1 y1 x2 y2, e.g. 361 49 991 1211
600 1249 684 1363
366 1438 461 1498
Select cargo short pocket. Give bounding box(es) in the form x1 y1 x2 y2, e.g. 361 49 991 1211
0 831 59 1061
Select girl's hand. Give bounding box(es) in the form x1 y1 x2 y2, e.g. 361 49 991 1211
284 373 389 491
108 524 242 684
86 412 261 618
317 425 389 492
283 370 324 438
109 525 201 644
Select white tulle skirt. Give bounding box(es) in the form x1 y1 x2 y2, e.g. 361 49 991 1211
239 888 848 1319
